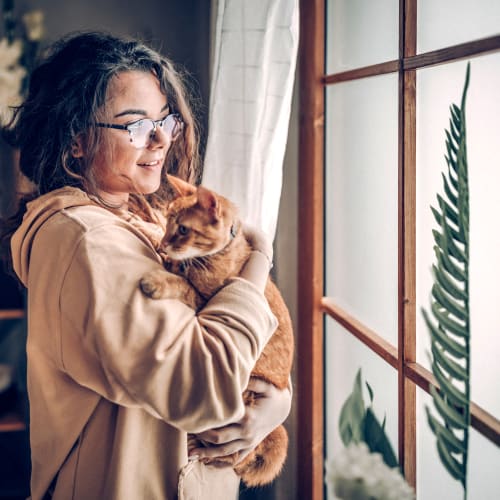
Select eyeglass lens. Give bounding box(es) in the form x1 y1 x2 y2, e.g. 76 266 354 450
130 115 183 148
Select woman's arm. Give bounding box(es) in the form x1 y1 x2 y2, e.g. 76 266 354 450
188 226 289 460
53 215 277 433
188 378 292 462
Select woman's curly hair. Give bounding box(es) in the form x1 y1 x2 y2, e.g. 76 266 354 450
1 30 202 272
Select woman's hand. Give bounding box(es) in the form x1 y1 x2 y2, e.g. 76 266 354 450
242 223 273 265
188 378 292 464
239 224 274 290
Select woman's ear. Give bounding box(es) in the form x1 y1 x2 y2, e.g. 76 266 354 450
71 137 84 158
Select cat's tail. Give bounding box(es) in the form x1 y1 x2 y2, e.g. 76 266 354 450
234 424 288 487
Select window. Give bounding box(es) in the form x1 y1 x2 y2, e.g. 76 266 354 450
297 1 500 498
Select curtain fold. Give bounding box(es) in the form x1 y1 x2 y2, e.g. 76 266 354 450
203 0 299 239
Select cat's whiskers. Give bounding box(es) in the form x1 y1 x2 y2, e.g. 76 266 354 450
182 257 193 270
191 256 211 273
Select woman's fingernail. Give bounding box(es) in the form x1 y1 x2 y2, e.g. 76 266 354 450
188 454 200 462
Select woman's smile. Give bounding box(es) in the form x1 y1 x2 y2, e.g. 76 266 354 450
137 157 164 169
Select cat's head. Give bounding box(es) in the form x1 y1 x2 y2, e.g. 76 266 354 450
161 175 239 261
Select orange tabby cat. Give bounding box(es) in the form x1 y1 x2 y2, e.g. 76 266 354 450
140 175 294 487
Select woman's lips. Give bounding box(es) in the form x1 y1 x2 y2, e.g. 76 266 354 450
138 159 162 168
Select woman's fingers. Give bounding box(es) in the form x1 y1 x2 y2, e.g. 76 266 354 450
241 222 273 261
194 422 244 445
246 377 276 395
189 439 246 459
189 442 256 465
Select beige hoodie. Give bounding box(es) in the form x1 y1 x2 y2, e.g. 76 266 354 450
11 187 277 500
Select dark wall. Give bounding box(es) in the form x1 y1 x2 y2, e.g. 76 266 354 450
0 3 211 498
0 0 211 312
17 0 211 139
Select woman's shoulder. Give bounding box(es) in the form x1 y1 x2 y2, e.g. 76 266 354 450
28 205 161 282
12 188 162 280
30 203 125 246
51 204 159 252
59 203 123 230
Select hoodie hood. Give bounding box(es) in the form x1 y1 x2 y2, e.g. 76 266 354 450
11 187 97 286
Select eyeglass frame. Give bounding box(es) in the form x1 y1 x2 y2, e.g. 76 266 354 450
95 113 184 149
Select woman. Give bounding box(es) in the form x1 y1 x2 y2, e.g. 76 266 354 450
1 31 291 500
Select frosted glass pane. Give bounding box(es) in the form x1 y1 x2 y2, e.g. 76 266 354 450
416 54 500 419
326 0 399 73
417 388 500 499
325 317 399 481
418 0 500 54
325 74 399 346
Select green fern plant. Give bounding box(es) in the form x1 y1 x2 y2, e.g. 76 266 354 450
422 63 471 498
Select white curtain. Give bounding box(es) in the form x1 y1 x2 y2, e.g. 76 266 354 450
203 0 299 239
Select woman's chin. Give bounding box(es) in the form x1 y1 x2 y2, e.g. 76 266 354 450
137 179 162 195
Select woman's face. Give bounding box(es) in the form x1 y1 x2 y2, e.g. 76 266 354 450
90 70 173 205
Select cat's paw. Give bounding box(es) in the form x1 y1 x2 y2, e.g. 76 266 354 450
140 271 168 299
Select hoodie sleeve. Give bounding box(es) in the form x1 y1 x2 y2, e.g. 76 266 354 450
53 215 277 433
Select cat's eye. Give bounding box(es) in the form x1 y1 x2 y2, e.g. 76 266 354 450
178 224 189 236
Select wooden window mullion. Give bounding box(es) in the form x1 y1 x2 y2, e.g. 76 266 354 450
399 0 417 488
297 0 325 499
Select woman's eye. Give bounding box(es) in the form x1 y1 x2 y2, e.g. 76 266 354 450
127 119 145 130
178 224 189 235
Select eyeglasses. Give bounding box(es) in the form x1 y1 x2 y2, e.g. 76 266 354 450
96 113 184 149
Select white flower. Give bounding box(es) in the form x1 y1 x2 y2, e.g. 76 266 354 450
325 442 415 500
22 10 45 41
0 38 23 69
0 38 26 124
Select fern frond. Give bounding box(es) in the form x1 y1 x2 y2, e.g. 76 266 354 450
442 172 458 206
430 342 467 381
422 63 471 496
432 263 466 301
437 438 465 481
426 408 467 454
433 245 466 282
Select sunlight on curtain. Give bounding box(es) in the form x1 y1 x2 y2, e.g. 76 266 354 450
203 0 299 239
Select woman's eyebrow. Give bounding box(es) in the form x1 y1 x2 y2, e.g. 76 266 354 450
114 108 146 118
114 103 170 118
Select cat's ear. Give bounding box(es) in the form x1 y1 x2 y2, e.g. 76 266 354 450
167 174 197 197
197 186 221 220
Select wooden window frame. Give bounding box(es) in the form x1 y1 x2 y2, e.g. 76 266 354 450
0 309 25 432
297 1 500 499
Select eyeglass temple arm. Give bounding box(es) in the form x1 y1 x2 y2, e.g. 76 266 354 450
95 123 128 130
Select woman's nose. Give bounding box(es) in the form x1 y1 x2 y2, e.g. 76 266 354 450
149 124 171 149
